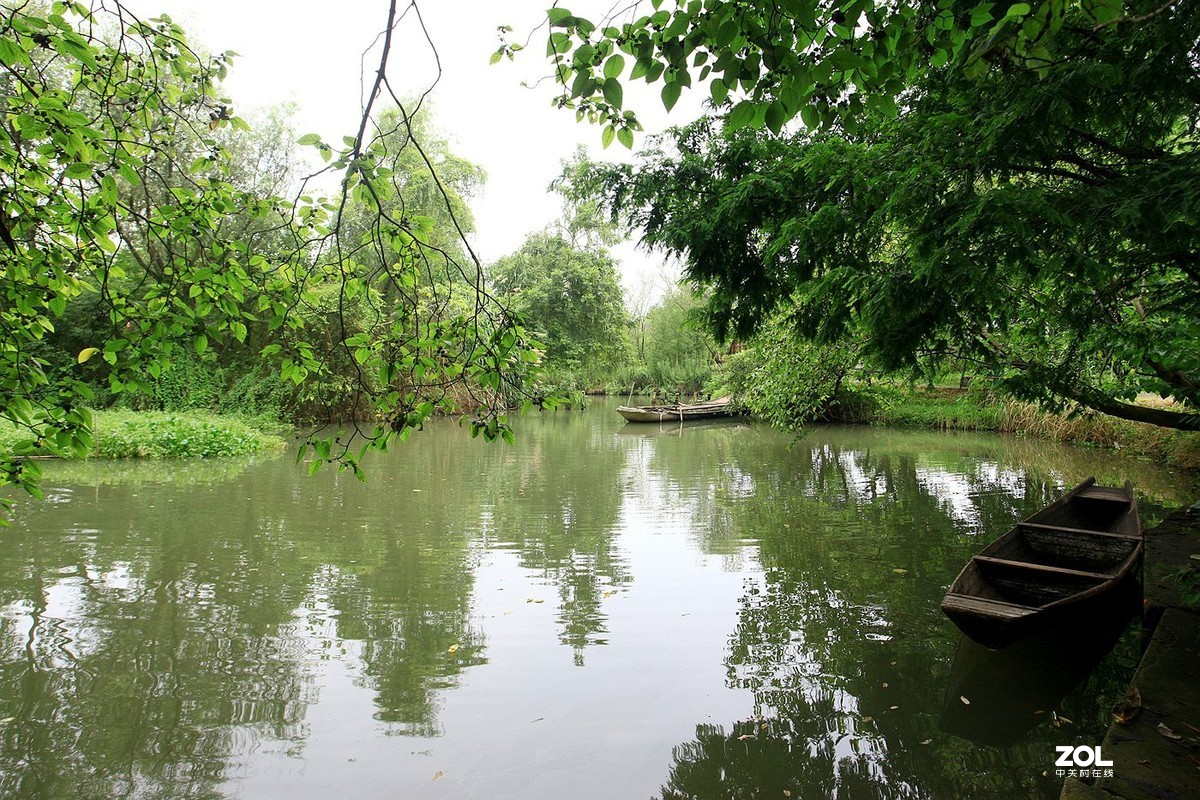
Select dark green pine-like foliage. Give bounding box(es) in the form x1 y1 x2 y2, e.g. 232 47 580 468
561 3 1200 429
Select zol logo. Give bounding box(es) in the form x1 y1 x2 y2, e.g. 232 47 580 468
1055 745 1114 768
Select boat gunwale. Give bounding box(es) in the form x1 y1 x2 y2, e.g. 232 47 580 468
941 478 1143 632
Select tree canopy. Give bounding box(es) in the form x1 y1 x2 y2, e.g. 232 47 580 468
542 1 1200 429
490 230 628 387
0 1 539 510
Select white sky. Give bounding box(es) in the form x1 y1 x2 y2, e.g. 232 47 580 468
125 0 696 304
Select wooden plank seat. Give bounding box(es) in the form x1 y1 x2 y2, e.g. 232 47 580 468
972 555 1111 581
1075 487 1133 504
1017 522 1142 541
942 593 1038 618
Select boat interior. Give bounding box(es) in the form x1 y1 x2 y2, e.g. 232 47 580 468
1034 487 1134 532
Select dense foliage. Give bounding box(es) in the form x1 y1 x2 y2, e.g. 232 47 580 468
616 285 719 395
546 1 1200 431
490 230 628 390
0 2 539 509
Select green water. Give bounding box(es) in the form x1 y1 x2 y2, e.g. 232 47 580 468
1 399 1193 799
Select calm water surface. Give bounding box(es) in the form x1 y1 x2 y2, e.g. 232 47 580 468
1 399 1194 799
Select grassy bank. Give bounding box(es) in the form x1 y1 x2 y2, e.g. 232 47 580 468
840 386 1200 469
1 410 288 459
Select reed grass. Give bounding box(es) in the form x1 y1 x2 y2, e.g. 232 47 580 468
867 387 1200 469
1 410 288 460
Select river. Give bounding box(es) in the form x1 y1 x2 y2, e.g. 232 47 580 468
1 398 1193 799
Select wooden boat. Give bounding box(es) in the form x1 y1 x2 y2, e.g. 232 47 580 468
941 478 1142 648
616 397 738 423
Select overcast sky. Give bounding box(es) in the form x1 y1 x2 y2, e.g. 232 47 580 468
126 0 694 303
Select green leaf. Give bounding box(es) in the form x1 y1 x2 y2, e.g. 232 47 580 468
0 37 30 67
604 53 625 78
661 81 682 112
63 162 92 179
77 347 99 364
617 126 634 149
727 100 757 130
195 334 208 355
764 101 787 134
297 133 321 146
602 124 616 149
603 77 624 109
710 78 730 105
547 7 574 26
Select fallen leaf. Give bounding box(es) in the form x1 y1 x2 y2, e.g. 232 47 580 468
1033 710 1046 716
882 682 889 688
1112 685 1142 725
890 661 897 666
447 644 460 654
893 568 908 574
890 705 899 710
860 716 874 723
1138 759 1151 766
784 792 792 798
960 696 970 705
921 739 933 745
432 771 443 781
1158 722 1184 742
737 734 757 741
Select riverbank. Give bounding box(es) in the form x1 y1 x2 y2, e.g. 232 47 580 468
830 387 1200 470
0 409 288 459
1060 508 1200 800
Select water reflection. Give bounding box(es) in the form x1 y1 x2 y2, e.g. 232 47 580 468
0 403 1190 799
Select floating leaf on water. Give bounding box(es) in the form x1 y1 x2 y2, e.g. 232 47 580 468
960 696 971 705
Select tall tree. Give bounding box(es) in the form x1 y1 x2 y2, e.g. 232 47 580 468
490 231 628 386
541 2 1200 429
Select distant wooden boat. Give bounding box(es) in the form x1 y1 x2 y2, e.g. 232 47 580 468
941 478 1142 648
616 398 738 423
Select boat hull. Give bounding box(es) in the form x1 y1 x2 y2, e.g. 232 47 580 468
941 478 1142 648
616 402 737 423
